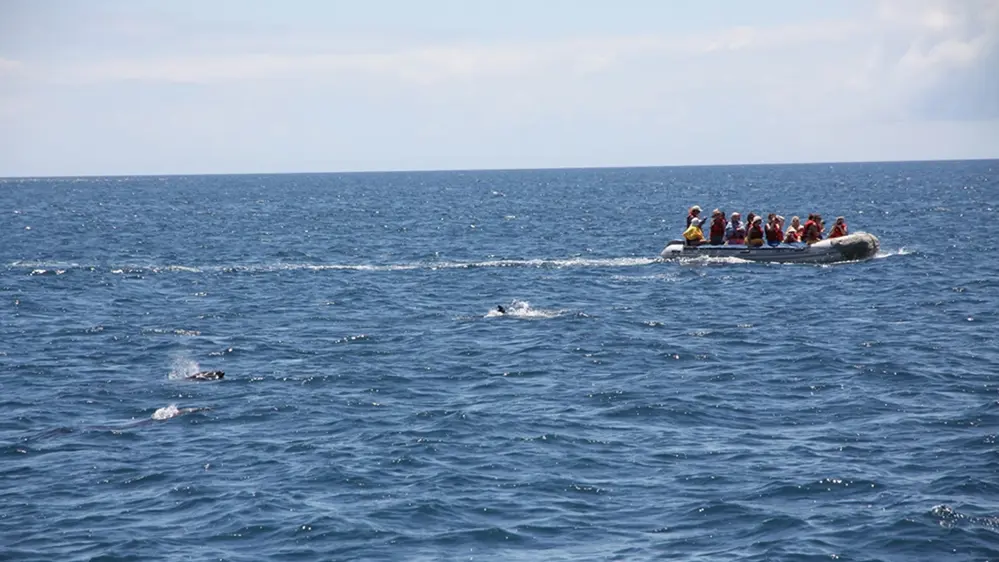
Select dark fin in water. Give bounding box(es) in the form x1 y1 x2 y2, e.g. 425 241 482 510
186 370 224 381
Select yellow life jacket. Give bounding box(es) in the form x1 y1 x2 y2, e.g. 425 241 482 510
683 225 704 241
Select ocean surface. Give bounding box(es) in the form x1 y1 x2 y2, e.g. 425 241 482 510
2 160 998 561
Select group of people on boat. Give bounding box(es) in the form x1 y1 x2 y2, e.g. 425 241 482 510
682 206 848 247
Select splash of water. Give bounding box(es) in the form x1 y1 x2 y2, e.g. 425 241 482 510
151 404 180 420
150 404 212 420
875 247 913 259
168 357 201 380
488 300 568 319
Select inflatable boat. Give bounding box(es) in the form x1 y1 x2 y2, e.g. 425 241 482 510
659 232 880 264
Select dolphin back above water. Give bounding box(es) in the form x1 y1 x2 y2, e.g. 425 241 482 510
186 370 224 381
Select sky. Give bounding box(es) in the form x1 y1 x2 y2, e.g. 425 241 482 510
1 0 997 176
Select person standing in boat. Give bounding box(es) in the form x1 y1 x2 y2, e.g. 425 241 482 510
686 205 703 228
746 216 765 247
829 216 848 238
708 209 726 245
764 214 784 246
802 214 824 244
724 212 746 245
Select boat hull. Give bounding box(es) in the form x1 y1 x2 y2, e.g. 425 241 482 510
659 232 880 264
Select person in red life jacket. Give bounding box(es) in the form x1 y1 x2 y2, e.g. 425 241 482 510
802 214 824 244
764 213 784 246
724 212 746 245
686 205 702 228
708 209 726 245
829 216 848 238
746 216 765 247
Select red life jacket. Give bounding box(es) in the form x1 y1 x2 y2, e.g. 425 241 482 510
726 220 746 244
830 223 847 238
747 223 764 241
710 217 726 238
765 223 783 244
803 220 821 242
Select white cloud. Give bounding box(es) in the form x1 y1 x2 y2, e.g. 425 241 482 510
898 36 985 71
871 0 999 119
32 16 870 87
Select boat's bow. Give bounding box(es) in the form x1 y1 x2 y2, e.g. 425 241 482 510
818 231 880 262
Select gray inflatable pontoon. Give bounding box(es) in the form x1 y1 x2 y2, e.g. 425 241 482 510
660 232 880 264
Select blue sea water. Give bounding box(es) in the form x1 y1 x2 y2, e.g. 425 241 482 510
1 160 998 561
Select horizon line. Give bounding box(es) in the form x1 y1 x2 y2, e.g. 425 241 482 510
1 156 996 180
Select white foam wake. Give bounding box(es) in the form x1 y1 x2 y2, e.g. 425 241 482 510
12 256 658 274
676 255 753 265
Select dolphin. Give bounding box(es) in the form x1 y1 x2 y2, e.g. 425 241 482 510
186 370 224 381
21 406 214 444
